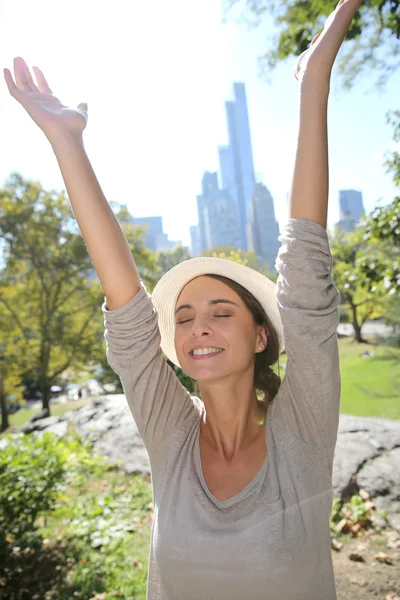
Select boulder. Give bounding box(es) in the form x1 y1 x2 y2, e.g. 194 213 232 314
18 395 400 531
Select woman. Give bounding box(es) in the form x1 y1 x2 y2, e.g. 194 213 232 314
4 1 361 597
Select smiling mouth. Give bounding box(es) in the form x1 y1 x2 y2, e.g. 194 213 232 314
190 348 225 358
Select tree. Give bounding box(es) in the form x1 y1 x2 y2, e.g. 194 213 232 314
0 297 27 431
384 110 400 187
156 246 192 279
361 195 400 341
112 204 160 292
203 246 277 281
0 173 158 416
330 194 400 344
331 228 384 342
224 0 400 88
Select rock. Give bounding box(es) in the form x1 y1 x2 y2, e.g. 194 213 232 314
21 415 61 434
30 408 50 422
332 414 400 530
348 552 365 562
15 397 400 531
45 421 69 437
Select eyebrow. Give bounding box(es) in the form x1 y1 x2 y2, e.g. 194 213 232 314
175 299 240 315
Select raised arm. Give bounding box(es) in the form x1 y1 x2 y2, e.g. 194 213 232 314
3 57 139 310
272 1 363 464
289 0 363 228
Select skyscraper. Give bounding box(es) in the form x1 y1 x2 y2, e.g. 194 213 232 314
196 171 242 252
219 83 256 250
336 189 366 233
249 183 280 271
131 216 181 251
190 225 202 257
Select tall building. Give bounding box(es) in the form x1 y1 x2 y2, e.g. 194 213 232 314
219 83 256 250
336 190 365 233
132 216 163 251
132 216 181 251
196 171 242 252
190 225 202 257
249 183 280 271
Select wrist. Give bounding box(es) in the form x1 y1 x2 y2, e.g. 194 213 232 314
299 76 331 99
50 131 85 155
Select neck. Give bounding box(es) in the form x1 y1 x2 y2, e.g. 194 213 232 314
198 373 268 461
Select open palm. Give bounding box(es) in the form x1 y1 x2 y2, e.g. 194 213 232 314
294 0 363 84
3 57 87 143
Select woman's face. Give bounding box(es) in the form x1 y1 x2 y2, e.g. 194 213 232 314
174 275 264 383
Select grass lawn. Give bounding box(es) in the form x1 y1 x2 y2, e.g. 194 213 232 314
2 337 399 438
4 397 93 433
338 337 400 420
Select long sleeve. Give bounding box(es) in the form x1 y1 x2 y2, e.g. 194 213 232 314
273 218 341 454
102 283 199 456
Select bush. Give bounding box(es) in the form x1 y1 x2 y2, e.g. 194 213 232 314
0 432 67 539
0 430 110 598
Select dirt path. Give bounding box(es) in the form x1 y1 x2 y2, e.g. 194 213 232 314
332 528 400 599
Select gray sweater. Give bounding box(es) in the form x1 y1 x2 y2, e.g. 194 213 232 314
102 218 341 600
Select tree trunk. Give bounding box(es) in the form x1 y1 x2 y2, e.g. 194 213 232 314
41 380 51 412
350 303 368 344
40 349 51 413
0 359 10 432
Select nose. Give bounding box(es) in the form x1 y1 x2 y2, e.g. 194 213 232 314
190 314 213 338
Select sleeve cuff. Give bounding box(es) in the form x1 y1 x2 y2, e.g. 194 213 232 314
101 282 150 319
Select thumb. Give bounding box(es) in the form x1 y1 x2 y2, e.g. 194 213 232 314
77 102 88 113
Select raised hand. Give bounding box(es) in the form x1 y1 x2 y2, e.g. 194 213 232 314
3 57 88 144
294 0 363 86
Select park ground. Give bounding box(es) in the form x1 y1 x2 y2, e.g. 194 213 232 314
2 336 400 599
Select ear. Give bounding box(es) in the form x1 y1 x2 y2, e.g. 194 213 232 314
255 325 269 353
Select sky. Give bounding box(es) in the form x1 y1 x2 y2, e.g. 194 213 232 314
0 0 399 248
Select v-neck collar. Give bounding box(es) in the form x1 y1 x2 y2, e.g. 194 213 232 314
194 413 270 512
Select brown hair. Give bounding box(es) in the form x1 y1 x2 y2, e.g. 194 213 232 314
206 274 281 404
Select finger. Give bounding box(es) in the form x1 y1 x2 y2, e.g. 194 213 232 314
13 57 31 92
22 61 39 93
3 68 22 99
77 102 88 114
32 65 53 94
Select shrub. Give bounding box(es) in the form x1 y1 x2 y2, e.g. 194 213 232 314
0 429 110 598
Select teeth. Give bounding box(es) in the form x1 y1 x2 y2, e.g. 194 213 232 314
192 348 223 356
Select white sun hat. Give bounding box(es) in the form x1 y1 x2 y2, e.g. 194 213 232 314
151 257 285 368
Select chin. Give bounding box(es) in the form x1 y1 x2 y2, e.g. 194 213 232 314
182 363 231 385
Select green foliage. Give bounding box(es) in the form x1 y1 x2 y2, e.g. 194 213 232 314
224 0 400 88
0 173 106 412
0 173 159 418
361 196 400 297
330 493 381 536
166 361 199 396
0 425 395 598
0 431 107 539
384 110 400 187
114 205 159 292
0 433 66 537
156 246 192 279
331 228 387 340
0 430 110 597
203 246 276 279
41 470 152 600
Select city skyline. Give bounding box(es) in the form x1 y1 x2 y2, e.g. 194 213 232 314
1 0 398 249
191 82 281 267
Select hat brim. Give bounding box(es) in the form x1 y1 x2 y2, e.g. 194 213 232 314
151 257 285 368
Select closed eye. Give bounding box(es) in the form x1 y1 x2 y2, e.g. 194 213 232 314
176 315 231 325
